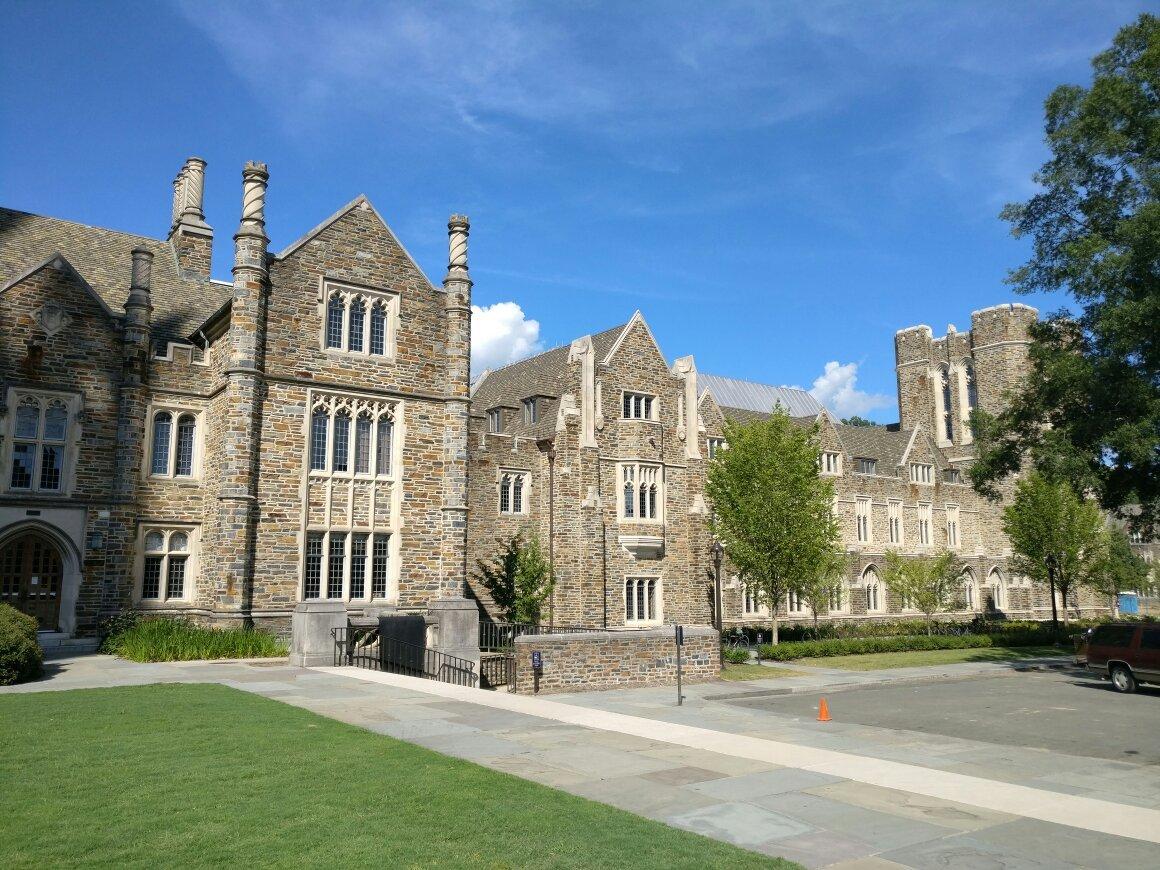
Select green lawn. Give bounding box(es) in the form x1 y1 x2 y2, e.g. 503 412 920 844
795 645 1066 671
0 684 795 869
719 663 800 681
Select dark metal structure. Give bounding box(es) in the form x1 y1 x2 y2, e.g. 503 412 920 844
332 623 477 687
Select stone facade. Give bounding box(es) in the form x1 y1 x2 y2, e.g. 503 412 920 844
468 308 1112 632
0 157 471 637
512 625 719 694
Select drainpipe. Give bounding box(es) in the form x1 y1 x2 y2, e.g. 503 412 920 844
597 453 608 629
547 447 556 631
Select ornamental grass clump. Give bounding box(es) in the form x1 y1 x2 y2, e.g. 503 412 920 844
101 616 287 662
0 603 43 685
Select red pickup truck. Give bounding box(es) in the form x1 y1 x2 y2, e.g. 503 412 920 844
1078 623 1160 693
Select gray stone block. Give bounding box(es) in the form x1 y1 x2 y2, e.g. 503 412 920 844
289 600 348 667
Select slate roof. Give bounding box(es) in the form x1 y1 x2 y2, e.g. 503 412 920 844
835 423 912 468
699 373 822 417
470 321 629 438
0 207 230 346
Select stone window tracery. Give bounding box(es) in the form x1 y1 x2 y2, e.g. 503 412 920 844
888 499 903 545
939 364 954 443
917 502 933 546
303 529 391 601
7 393 75 493
856 497 872 544
308 394 397 478
863 566 884 613
321 281 396 358
498 470 529 515
621 462 662 521
139 526 195 603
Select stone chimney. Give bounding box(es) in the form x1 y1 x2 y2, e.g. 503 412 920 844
122 247 154 380
167 156 213 280
228 161 269 372
114 247 155 507
441 214 472 597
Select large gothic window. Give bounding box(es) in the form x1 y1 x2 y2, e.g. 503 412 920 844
321 282 396 357
620 462 662 521
307 394 397 478
7 394 73 493
940 364 954 442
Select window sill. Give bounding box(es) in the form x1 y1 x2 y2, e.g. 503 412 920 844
147 476 203 485
308 472 397 483
320 347 397 362
136 600 195 609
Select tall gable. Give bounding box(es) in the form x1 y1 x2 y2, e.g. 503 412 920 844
600 311 667 369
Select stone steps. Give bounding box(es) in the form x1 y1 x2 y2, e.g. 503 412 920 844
37 632 99 658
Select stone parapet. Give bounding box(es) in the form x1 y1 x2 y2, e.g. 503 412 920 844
512 625 719 694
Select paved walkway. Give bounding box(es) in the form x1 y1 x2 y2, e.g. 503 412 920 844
5 655 1158 869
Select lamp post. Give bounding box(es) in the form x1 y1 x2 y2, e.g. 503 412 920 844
1045 552 1059 634
710 540 725 632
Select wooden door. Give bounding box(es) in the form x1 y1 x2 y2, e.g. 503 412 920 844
0 533 63 630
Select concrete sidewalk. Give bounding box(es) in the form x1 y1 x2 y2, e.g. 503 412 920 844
4 655 1157 869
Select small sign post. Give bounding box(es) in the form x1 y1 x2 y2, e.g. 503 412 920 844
532 650 543 694
674 624 685 706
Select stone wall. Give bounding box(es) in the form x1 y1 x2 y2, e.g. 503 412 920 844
512 625 719 694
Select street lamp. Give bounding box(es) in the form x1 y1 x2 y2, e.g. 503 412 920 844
709 540 725 632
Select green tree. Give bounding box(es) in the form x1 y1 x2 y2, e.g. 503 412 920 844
1088 527 1152 615
473 533 555 624
796 548 848 637
1002 473 1107 628
840 415 877 428
881 550 965 634
970 15 1160 529
706 408 840 644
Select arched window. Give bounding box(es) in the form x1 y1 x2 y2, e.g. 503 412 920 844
621 462 661 521
332 411 351 473
964 362 978 412
863 566 883 613
151 412 172 475
512 474 524 513
348 297 365 353
140 527 194 602
376 416 393 475
369 302 387 355
175 414 196 476
961 569 977 611
940 364 954 442
310 408 329 471
354 414 372 474
623 465 635 519
988 567 1004 610
326 294 345 349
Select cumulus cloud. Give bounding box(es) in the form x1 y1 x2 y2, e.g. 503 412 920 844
808 361 893 418
471 302 543 374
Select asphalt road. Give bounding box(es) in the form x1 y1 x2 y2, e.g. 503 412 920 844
727 668 1160 765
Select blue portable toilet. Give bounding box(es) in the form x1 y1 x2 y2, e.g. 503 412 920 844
1118 593 1139 615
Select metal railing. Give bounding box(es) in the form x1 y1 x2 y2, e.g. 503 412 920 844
479 620 604 652
479 654 515 689
333 624 477 687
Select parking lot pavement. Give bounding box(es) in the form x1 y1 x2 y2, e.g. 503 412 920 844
723 669 1160 766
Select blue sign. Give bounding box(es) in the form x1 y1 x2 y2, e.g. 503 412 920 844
532 650 543 669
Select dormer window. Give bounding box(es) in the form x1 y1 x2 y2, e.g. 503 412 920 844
487 409 503 433
622 392 655 420
855 457 877 475
821 452 842 475
943 468 963 484
321 281 397 357
522 398 538 425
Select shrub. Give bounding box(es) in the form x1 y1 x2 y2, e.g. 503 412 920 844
721 647 750 664
0 603 44 685
757 634 994 661
101 616 288 662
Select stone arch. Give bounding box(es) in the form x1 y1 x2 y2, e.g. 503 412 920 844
861 565 883 613
0 519 84 635
986 566 1005 611
960 566 979 612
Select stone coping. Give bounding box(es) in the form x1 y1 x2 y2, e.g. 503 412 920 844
513 624 716 644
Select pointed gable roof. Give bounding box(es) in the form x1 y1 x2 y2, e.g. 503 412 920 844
600 310 666 367
0 207 230 345
275 195 438 291
0 252 119 320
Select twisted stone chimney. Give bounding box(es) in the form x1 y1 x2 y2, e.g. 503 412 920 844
167 156 213 279
441 214 472 597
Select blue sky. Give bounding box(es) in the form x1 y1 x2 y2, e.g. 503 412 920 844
1 1 1147 420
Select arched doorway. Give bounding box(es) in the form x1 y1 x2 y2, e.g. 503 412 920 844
0 532 64 630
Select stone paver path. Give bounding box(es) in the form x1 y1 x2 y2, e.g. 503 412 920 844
5 655 1158 869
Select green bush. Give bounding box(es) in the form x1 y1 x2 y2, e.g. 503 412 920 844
721 646 750 664
0 603 44 685
757 634 994 661
101 616 287 662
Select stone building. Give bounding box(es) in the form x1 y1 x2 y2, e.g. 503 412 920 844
467 307 1110 629
0 157 472 639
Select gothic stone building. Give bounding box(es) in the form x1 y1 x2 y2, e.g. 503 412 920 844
0 157 472 638
467 308 1108 630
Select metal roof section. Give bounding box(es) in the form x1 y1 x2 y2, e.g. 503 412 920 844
698 373 823 417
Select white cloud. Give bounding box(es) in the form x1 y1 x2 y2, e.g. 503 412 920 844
808 361 893 418
471 301 543 374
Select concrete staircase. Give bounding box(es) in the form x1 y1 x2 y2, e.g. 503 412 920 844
37 632 99 658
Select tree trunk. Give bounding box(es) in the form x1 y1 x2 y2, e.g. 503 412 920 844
1048 576 1059 633
770 610 779 646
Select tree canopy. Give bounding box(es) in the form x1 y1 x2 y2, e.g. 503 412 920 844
881 550 964 633
970 15 1160 528
705 408 840 643
473 533 554 625
840 415 878 428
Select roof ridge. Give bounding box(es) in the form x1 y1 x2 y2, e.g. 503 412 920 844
480 319 630 378
0 206 163 246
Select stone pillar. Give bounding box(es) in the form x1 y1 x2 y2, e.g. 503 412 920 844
568 335 597 448
673 355 700 460
167 157 213 279
216 162 269 624
289 601 348 667
427 596 480 673
441 215 472 597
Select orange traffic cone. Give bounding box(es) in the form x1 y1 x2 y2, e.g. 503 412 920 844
817 697 832 722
